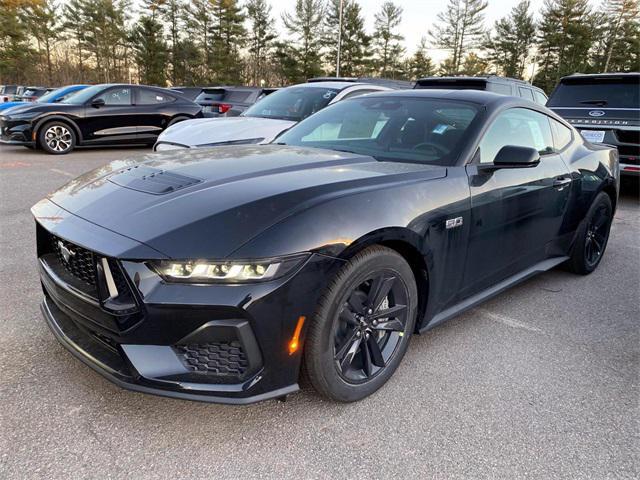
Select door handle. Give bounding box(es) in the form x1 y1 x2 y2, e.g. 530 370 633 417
553 177 572 189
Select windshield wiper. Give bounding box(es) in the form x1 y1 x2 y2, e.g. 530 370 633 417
579 100 608 106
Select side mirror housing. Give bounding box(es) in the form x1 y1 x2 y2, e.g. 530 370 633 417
91 98 106 108
483 145 540 170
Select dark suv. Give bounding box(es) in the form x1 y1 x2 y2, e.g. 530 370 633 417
415 76 548 105
547 73 639 176
171 86 277 118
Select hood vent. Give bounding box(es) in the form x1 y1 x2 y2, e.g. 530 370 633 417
109 165 202 195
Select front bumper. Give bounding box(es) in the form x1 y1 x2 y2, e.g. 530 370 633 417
0 117 34 145
34 211 344 404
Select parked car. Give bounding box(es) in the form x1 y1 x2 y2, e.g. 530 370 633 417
0 84 88 112
32 89 618 404
154 80 402 151
547 72 639 176
415 75 548 105
169 86 206 101
195 87 277 117
15 86 54 102
0 85 19 102
0 83 202 154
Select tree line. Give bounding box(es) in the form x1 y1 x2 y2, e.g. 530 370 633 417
0 0 638 93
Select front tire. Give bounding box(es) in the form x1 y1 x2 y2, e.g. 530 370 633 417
565 192 613 275
38 121 76 155
304 246 418 402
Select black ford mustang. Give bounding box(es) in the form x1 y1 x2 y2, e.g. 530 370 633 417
32 90 619 404
0 84 202 154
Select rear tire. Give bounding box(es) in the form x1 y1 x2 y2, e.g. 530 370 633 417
38 121 76 155
304 246 418 402
565 192 613 275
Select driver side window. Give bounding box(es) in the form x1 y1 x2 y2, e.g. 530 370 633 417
94 88 131 106
479 108 554 163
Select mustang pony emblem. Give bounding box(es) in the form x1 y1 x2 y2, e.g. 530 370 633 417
58 241 75 263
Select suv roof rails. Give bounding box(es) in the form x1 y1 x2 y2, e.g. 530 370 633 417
307 77 413 89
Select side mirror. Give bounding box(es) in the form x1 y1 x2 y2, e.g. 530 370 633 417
491 145 540 168
91 98 105 108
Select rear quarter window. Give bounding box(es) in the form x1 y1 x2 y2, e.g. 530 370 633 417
491 83 513 96
550 118 573 150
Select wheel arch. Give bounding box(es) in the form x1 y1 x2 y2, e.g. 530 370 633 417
33 115 83 146
336 227 430 332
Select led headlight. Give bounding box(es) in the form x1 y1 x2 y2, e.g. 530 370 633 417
151 254 309 284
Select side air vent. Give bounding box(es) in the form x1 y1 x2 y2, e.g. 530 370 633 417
109 165 201 194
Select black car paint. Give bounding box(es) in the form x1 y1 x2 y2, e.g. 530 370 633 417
0 84 202 147
32 91 619 404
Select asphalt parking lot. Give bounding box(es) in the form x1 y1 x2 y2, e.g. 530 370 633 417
0 145 638 479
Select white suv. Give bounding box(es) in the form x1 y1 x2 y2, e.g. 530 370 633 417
153 80 400 151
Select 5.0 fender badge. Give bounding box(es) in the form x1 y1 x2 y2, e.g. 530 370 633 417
446 217 463 229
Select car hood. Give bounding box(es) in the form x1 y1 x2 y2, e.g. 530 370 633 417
2 102 78 117
157 116 297 147
44 145 446 259
0 101 26 112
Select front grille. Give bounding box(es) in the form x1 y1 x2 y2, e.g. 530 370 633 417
52 236 97 286
175 342 249 378
615 130 640 145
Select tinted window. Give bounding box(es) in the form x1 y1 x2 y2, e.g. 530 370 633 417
224 90 253 102
533 90 548 105
479 108 554 163
61 84 109 105
95 88 131 105
491 83 513 95
277 97 480 166
547 77 640 108
550 118 573 150
243 86 339 122
415 80 486 90
137 89 174 105
519 87 535 101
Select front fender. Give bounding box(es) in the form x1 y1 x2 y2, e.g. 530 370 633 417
33 114 84 142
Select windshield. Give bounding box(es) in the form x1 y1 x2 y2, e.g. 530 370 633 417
61 84 106 105
37 87 74 103
243 86 339 122
548 77 640 108
276 96 480 166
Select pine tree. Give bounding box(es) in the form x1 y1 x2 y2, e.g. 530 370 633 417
160 0 185 85
0 0 36 83
185 0 214 83
23 0 61 85
281 0 325 83
461 52 489 75
246 0 277 85
373 2 405 78
62 0 90 82
535 0 595 92
409 37 434 79
592 0 639 72
323 0 371 77
132 1 168 85
431 0 488 75
210 0 245 84
484 0 536 78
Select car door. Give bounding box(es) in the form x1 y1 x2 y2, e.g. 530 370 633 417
133 87 177 142
81 86 140 144
462 107 573 296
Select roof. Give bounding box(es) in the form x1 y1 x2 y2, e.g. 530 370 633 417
560 72 640 81
416 75 537 86
357 88 512 104
308 77 413 89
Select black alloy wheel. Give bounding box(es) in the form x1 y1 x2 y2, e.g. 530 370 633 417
566 192 613 275
334 273 409 383
584 203 610 267
304 246 418 402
